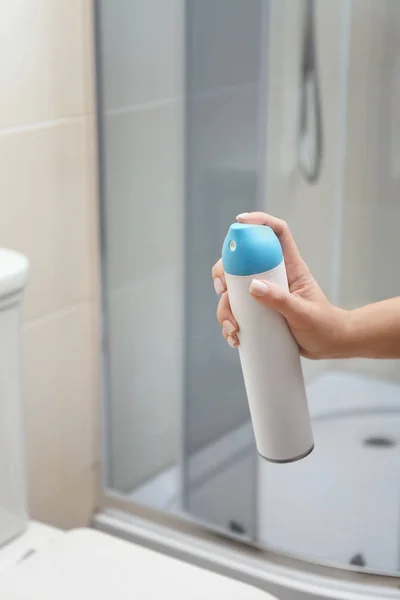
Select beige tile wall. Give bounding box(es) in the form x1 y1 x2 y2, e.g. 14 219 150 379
0 0 100 527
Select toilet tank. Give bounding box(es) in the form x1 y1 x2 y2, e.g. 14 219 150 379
0 249 29 547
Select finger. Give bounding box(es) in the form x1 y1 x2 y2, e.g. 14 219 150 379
236 212 302 268
222 328 239 348
249 279 308 326
212 258 226 295
216 292 238 333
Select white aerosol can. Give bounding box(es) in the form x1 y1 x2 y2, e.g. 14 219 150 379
222 222 314 463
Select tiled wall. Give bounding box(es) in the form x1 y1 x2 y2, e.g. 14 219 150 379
341 0 400 309
98 0 184 492
335 0 400 382
267 0 345 302
0 0 100 527
266 0 344 384
266 0 400 385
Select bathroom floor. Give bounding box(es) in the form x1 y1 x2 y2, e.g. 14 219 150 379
131 372 400 574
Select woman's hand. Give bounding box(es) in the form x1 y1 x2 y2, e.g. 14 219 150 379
212 212 350 360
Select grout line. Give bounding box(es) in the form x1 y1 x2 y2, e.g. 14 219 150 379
105 97 179 117
0 114 94 138
22 296 96 330
105 265 178 300
188 80 258 100
103 81 259 118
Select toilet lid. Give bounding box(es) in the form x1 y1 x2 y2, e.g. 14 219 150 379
0 528 273 599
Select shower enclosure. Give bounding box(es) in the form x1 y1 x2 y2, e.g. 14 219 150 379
94 0 400 595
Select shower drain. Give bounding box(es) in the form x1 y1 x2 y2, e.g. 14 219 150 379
349 552 366 567
363 435 397 448
228 520 246 535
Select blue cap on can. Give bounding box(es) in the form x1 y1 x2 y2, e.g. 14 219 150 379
222 223 283 276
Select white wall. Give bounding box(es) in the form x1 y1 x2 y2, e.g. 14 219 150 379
266 0 344 384
335 0 400 382
0 0 100 527
99 0 184 492
341 0 400 308
266 0 400 385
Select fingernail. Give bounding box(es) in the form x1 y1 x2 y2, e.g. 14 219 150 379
236 212 249 221
214 277 225 295
249 279 268 297
223 320 236 335
227 336 238 348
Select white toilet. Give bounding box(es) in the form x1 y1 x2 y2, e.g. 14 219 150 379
0 249 274 599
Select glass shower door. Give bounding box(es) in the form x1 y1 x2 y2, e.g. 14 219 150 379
96 0 400 579
182 0 268 540
255 0 400 576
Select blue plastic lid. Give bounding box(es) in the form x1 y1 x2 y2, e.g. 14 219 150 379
222 223 283 276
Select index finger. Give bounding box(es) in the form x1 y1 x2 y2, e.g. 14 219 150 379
236 212 302 268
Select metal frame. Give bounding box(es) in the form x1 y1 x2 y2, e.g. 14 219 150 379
93 508 400 599
93 0 113 493
92 0 400 595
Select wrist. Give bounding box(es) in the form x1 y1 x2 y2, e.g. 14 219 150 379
332 308 358 359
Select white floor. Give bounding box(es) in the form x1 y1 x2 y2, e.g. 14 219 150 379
131 372 400 574
0 522 62 574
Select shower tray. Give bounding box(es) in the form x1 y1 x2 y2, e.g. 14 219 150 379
131 371 400 574
261 371 400 573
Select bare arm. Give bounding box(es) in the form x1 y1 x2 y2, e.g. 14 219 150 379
343 299 400 359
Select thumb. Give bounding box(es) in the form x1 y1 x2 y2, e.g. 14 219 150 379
249 279 307 324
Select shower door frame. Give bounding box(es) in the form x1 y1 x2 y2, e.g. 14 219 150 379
93 0 400 593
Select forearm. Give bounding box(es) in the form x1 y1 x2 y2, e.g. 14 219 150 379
340 298 400 359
